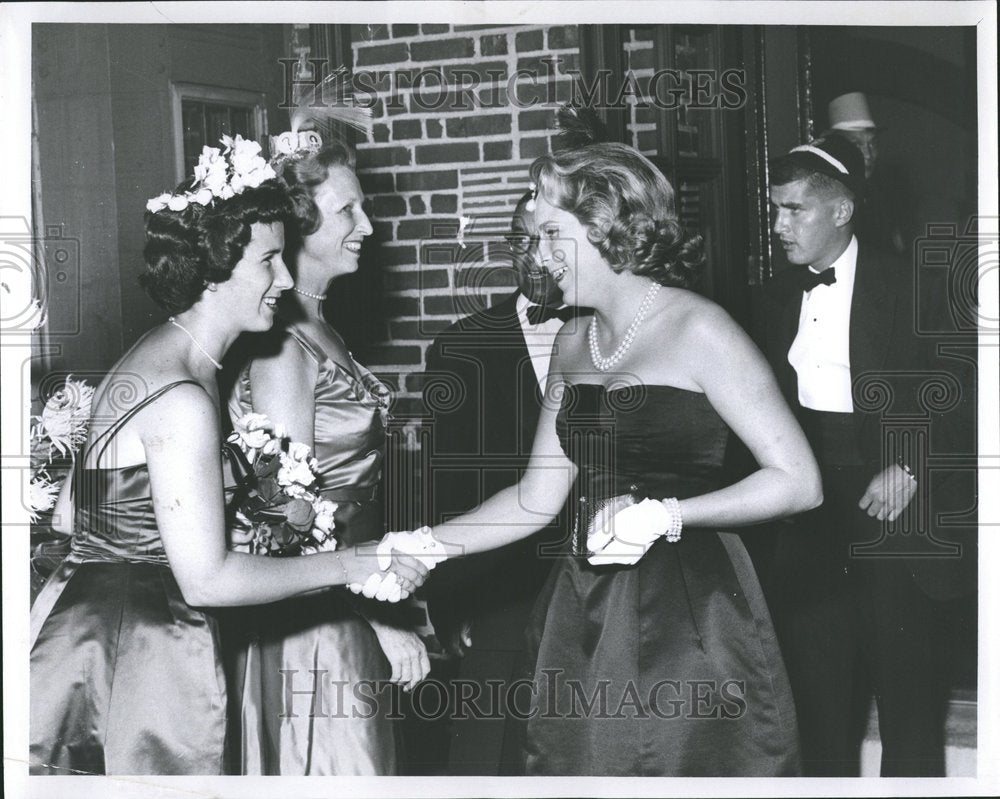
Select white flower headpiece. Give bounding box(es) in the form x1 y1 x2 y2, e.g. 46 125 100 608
146 134 276 214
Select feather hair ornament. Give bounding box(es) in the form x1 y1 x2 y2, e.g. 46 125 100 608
270 66 373 158
554 102 610 152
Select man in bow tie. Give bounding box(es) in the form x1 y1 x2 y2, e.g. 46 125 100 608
760 136 973 776
420 192 574 774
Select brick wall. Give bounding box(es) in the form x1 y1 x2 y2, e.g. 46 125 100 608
346 24 581 419
624 26 658 155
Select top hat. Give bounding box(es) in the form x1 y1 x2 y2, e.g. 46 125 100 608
827 92 880 131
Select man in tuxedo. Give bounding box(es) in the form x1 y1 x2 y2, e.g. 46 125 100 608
761 136 975 776
422 193 573 775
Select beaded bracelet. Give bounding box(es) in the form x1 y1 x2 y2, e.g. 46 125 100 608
896 457 917 482
661 497 683 543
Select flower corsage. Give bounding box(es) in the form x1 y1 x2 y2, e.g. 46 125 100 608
225 412 338 556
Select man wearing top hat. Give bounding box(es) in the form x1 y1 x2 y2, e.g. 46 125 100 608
823 91 915 255
825 91 881 178
760 135 973 776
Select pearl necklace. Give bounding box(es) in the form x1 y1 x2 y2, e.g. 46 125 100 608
169 316 222 370
588 282 661 372
293 287 327 301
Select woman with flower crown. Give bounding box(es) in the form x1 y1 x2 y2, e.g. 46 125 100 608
222 132 428 776
28 136 429 776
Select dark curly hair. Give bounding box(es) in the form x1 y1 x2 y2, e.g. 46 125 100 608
140 180 294 314
274 140 357 239
529 142 705 289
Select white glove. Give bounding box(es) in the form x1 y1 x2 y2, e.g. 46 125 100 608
587 498 671 566
348 572 403 603
347 526 447 602
375 526 448 571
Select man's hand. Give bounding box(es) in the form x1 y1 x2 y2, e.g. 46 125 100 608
858 463 917 522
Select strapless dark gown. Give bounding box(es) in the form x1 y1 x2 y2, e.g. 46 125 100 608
30 381 227 775
522 383 800 776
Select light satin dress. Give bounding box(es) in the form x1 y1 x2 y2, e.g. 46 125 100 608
226 322 398 775
30 381 228 775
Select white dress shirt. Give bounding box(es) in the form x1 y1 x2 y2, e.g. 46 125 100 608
515 292 566 396
788 236 859 412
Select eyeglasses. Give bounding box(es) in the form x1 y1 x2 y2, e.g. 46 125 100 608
504 233 539 255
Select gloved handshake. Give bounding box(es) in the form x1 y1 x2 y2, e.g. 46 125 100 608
348 526 449 602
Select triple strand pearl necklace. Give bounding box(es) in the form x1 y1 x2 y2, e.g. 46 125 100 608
588 281 661 372
169 316 222 371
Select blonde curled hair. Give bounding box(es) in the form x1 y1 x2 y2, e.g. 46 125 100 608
529 142 705 288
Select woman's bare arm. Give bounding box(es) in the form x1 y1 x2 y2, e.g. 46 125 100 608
243 334 318 450
677 304 822 527
431 328 578 556
142 384 426 606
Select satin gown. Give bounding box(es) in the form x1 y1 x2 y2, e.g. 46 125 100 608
30 381 227 775
226 323 397 775
522 383 800 776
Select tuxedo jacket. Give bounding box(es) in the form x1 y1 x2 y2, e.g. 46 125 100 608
423 293 565 651
761 243 975 601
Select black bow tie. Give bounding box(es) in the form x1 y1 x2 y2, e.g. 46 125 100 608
526 304 576 325
800 267 836 292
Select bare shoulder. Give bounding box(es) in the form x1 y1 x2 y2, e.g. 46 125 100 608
138 381 219 443
670 292 747 349
658 292 765 394
250 330 314 379
551 312 591 366
557 313 591 342
81 375 218 463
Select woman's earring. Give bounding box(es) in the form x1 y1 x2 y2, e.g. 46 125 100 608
526 181 537 212
206 282 218 292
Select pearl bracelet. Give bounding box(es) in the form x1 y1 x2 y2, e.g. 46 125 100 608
661 497 683 543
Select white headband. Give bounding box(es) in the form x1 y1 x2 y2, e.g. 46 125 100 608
831 120 876 131
790 144 849 175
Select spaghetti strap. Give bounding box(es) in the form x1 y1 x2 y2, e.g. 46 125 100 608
86 379 204 469
286 324 359 378
285 324 328 365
